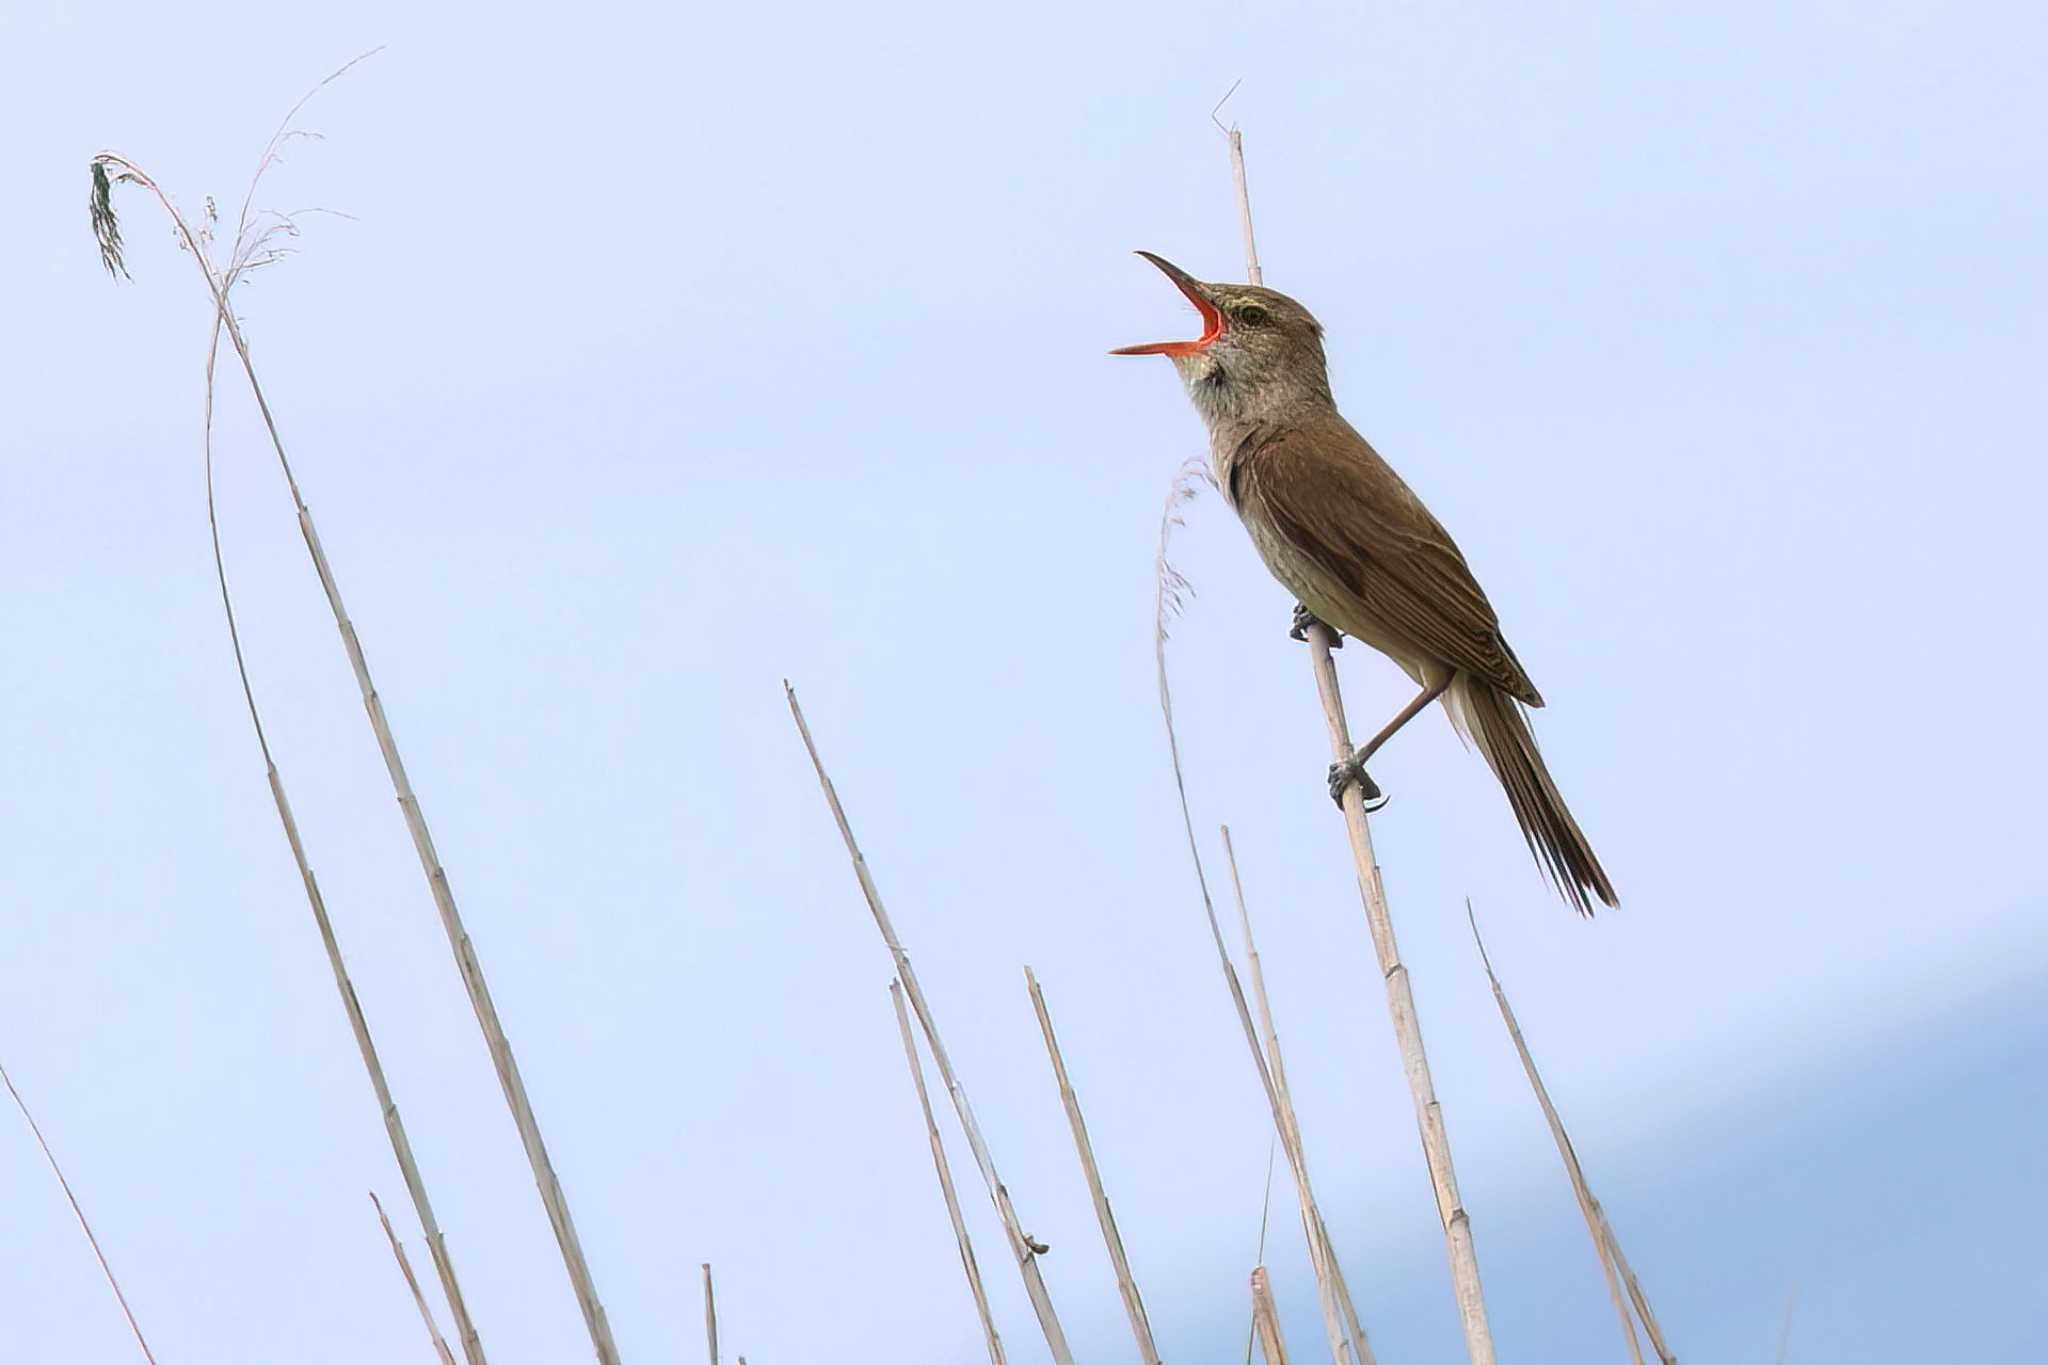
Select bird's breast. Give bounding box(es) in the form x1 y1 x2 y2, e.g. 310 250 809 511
1235 497 1435 687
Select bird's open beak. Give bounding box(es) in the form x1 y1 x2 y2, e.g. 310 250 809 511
1111 251 1224 357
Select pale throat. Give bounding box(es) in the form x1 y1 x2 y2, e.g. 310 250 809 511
1177 350 1333 433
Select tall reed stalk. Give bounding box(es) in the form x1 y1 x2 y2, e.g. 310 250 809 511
2 1059 156 1364
200 310 486 1365
89 63 490 1364
1220 120 1495 1362
90 66 617 1362
785 684 1074 1363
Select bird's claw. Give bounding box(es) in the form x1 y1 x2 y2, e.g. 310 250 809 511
1290 603 1341 647
1327 754 1388 811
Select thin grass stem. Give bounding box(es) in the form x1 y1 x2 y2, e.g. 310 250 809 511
1 1060 156 1363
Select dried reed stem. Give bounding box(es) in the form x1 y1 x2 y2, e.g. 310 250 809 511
1465 903 1644 1363
92 81 617 1361
701 1263 718 1365
1223 829 1376 1365
372 1191 458 1365
92 91 489 1363
1023 967 1162 1365
1222 122 1496 1363
2 1060 156 1363
891 980 1008 1365
205 317 485 1364
1250 1266 1293 1365
786 684 1074 1363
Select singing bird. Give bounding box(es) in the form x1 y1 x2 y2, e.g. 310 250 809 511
1115 252 1617 914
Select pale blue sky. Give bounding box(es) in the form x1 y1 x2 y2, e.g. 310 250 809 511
3 2 2044 1361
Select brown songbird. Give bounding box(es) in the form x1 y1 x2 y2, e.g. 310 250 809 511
1116 252 1617 914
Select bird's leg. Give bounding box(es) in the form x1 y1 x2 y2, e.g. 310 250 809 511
1289 603 1342 648
1327 679 1452 808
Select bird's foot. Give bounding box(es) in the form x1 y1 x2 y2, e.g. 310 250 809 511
1327 752 1388 811
1289 603 1342 648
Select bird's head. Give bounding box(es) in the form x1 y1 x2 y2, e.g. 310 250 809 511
1112 251 1332 425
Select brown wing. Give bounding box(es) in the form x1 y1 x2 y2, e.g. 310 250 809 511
1239 412 1544 706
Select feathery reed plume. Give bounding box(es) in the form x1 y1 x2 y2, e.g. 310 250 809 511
90 57 617 1363
1465 903 1673 1363
786 684 1074 1363
1223 829 1375 1365
891 980 1008 1365
372 1191 458 1365
2 1060 156 1364
1250 1266 1293 1365
1153 455 1221 932
1218 114 1496 1362
1024 967 1162 1365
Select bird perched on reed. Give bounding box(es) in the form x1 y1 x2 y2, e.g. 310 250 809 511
1116 252 1617 914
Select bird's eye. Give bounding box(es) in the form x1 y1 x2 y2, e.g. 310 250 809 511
1236 305 1271 326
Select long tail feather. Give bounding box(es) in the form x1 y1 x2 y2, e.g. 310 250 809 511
1447 676 1617 915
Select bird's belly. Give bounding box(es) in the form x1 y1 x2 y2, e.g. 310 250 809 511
1243 513 1435 687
